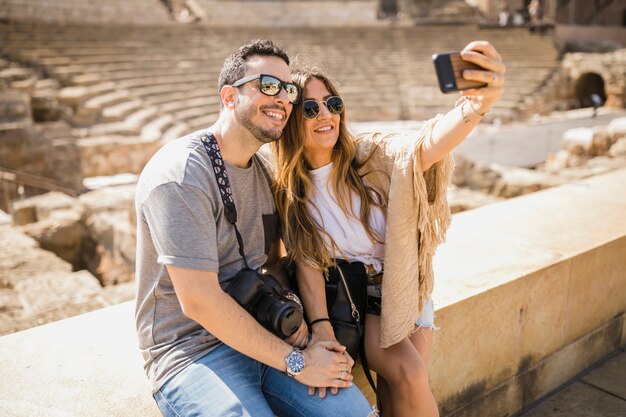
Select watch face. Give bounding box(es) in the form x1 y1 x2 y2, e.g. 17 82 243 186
288 350 305 374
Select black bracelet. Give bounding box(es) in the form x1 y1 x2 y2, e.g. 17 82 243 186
309 317 331 327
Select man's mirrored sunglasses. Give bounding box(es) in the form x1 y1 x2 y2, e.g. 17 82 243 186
231 74 300 104
303 96 344 120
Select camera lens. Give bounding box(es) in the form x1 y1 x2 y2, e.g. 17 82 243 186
255 296 303 338
277 307 303 337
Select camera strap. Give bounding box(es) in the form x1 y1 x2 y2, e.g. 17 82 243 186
199 131 250 269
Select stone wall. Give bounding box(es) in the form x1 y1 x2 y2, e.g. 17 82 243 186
556 0 626 26
556 24 626 52
0 222 125 337
401 0 479 23
0 61 85 210
194 0 380 26
11 187 137 288
562 49 626 109
0 0 172 24
520 49 626 116
1 167 625 416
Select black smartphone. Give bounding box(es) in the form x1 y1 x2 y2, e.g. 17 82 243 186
432 51 488 94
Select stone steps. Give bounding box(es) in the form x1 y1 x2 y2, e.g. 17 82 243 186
186 114 219 133
162 122 193 143
140 114 175 141
101 99 143 123
77 135 160 177
89 106 159 136
147 89 216 107
0 21 561 152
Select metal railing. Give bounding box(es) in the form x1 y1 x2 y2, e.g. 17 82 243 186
0 166 81 215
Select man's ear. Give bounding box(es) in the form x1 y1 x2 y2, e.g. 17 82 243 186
220 85 237 109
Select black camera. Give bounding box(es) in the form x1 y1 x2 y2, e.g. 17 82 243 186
221 268 303 338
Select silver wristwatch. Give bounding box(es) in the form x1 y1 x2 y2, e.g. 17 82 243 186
285 347 305 378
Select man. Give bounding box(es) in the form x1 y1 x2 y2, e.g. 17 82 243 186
135 40 374 416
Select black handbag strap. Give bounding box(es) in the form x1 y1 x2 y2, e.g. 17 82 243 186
335 264 378 397
199 132 249 269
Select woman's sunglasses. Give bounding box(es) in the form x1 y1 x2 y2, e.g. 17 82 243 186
302 96 344 119
231 73 300 104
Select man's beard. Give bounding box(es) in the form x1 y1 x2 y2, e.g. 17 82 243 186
235 101 283 144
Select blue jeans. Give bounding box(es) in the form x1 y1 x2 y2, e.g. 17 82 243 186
154 343 374 417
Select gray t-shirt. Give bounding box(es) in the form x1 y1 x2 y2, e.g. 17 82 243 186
134 130 278 392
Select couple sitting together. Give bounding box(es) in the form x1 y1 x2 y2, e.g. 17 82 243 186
135 39 505 417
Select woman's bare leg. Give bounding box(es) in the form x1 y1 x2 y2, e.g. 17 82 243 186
410 326 433 362
364 314 439 417
375 375 391 416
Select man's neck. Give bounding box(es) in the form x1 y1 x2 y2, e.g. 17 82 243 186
209 118 262 169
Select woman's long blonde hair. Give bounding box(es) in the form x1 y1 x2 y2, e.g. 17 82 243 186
272 65 384 271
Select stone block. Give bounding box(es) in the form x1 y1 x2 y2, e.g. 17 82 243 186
14 270 103 316
35 78 61 91
12 191 82 222
0 225 72 289
521 317 626 416
430 169 626 414
430 281 525 407
560 125 613 157
101 281 135 305
519 260 571 366
607 117 626 141
10 76 38 91
31 89 62 122
0 90 32 128
441 378 521 417
565 238 626 343
11 204 37 226
21 209 88 267
0 67 35 83
451 155 502 192
447 185 504 214
609 137 626 157
0 303 160 417
86 211 135 286
0 288 21 313
78 184 136 215
492 166 565 198
562 127 593 155
57 85 89 107
543 149 588 171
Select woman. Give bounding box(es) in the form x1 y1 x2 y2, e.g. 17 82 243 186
273 41 505 416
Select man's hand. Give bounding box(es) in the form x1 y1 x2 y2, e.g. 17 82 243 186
296 340 354 391
284 321 309 349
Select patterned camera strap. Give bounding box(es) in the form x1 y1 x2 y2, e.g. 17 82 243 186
199 132 250 269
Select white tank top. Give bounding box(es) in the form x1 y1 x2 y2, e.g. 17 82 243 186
307 162 386 273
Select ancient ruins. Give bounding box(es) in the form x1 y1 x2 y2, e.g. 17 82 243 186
1 0 625 336
0 1 625 417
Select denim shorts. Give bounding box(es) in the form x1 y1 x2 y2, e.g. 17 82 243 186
367 283 436 329
154 343 376 417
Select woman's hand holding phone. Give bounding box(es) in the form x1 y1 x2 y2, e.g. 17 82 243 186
433 41 506 115
457 41 506 114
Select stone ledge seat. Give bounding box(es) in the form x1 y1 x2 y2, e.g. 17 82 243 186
1 167 625 417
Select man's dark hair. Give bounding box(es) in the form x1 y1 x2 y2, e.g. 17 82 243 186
218 39 290 95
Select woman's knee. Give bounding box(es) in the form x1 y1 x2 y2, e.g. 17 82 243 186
388 356 430 392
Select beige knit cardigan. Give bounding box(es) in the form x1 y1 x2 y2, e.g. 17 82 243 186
354 115 454 348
